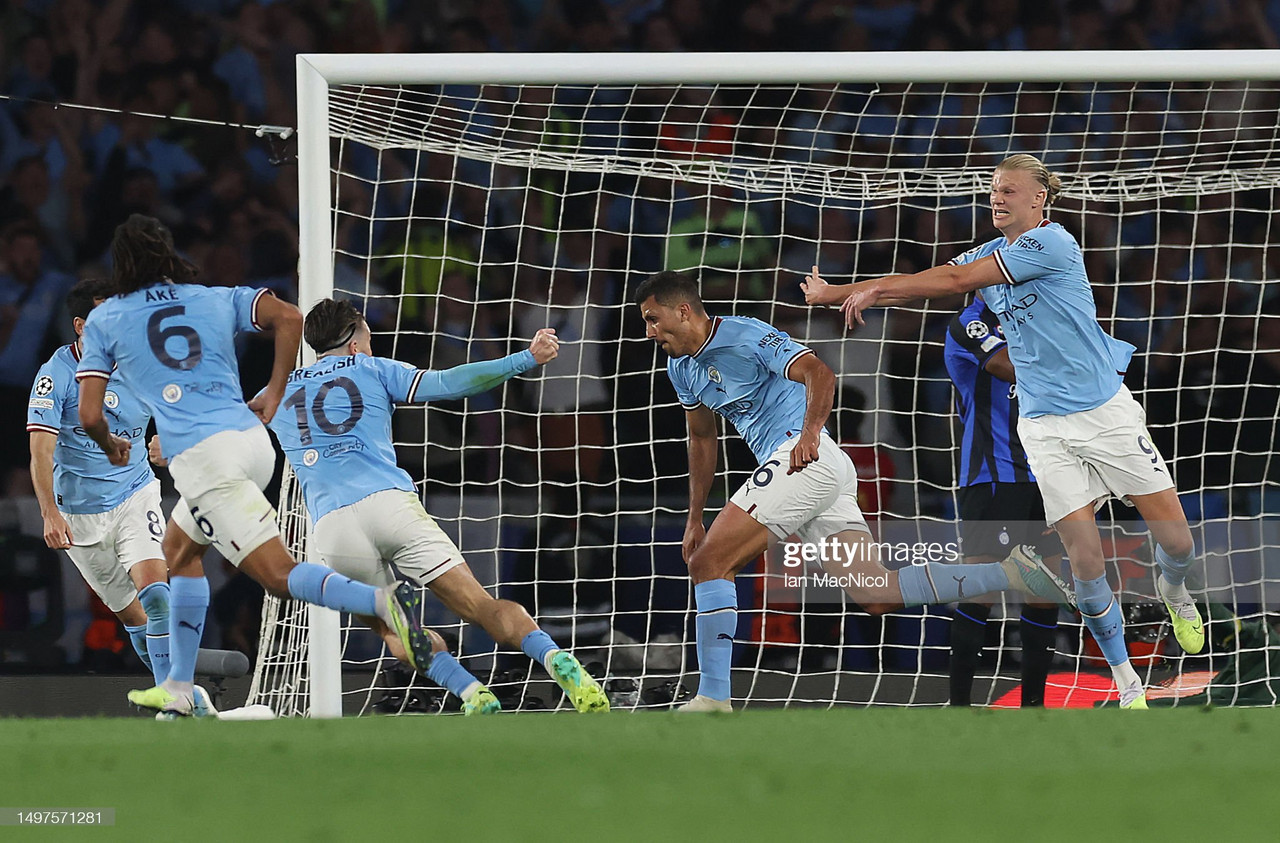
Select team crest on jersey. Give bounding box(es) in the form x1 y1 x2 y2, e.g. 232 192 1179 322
302 449 319 466
34 375 54 397
104 390 119 409
707 366 722 384
965 320 990 339
162 384 183 404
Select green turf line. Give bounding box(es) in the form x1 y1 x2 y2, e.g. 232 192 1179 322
1 709 1275 840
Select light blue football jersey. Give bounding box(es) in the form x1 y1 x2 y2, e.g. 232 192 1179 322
269 351 536 523
950 220 1136 418
27 343 155 515
76 283 269 459
667 316 814 463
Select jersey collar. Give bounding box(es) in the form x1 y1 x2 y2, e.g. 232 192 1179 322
69 341 81 362
693 316 722 358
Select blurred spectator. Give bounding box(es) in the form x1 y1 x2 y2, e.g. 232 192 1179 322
0 221 73 494
1 0 1280 676
665 184 773 303
515 238 613 514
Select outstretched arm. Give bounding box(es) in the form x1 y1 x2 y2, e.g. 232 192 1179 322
840 256 1006 327
683 404 718 564
412 328 559 402
801 265 922 308
247 294 304 423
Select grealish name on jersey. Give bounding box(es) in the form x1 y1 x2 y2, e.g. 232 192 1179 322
269 350 536 523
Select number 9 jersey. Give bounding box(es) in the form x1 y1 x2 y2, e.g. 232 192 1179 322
75 283 271 460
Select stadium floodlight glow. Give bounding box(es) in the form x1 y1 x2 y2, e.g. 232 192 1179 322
254 51 1280 716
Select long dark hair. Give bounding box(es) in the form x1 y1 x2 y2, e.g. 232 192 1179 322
110 214 198 294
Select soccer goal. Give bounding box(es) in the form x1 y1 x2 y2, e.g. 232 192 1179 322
247 51 1280 716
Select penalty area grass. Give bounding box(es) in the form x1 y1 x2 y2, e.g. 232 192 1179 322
1 707 1274 841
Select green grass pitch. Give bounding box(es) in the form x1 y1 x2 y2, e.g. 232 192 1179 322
2 708 1275 841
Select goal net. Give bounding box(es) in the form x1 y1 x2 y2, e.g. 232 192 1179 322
248 52 1280 714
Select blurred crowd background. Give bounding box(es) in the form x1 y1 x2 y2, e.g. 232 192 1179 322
2 0 1279 671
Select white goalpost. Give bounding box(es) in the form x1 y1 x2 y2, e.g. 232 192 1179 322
247 51 1280 715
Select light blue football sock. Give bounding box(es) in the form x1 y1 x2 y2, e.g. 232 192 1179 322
426 652 482 700
1155 544 1195 588
1076 574 1129 666
520 629 559 666
124 623 150 672
138 582 170 685
287 562 377 616
694 579 737 701
168 576 209 685
897 562 1011 607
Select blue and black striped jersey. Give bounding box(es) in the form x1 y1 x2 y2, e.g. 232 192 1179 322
944 299 1034 487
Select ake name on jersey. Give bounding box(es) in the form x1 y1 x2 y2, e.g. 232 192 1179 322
75 283 271 459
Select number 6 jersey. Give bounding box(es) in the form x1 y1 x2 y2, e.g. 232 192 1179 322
76 283 271 460
269 350 536 523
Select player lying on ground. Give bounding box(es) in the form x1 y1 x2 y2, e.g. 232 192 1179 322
636 270 1074 713
944 298 1063 707
803 153 1205 709
28 278 173 687
76 214 434 717
264 298 608 713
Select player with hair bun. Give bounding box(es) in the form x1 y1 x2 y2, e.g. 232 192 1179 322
804 153 1205 709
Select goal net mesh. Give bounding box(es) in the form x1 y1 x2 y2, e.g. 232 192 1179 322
249 75 1280 713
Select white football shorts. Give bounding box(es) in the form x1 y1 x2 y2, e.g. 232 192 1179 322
1018 384 1175 525
170 425 281 566
64 480 165 613
312 489 466 589
729 432 870 544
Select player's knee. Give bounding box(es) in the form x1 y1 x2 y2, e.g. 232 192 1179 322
138 581 169 617
686 545 727 583
162 529 203 576
1160 533 1195 560
250 561 293 599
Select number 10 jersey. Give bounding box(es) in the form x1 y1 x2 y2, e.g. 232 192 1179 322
270 353 424 523
77 282 270 460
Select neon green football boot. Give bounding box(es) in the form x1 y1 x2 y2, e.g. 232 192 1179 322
547 651 610 713
462 686 501 716
129 684 189 715
1119 683 1149 710
379 582 434 673
1157 576 1205 654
